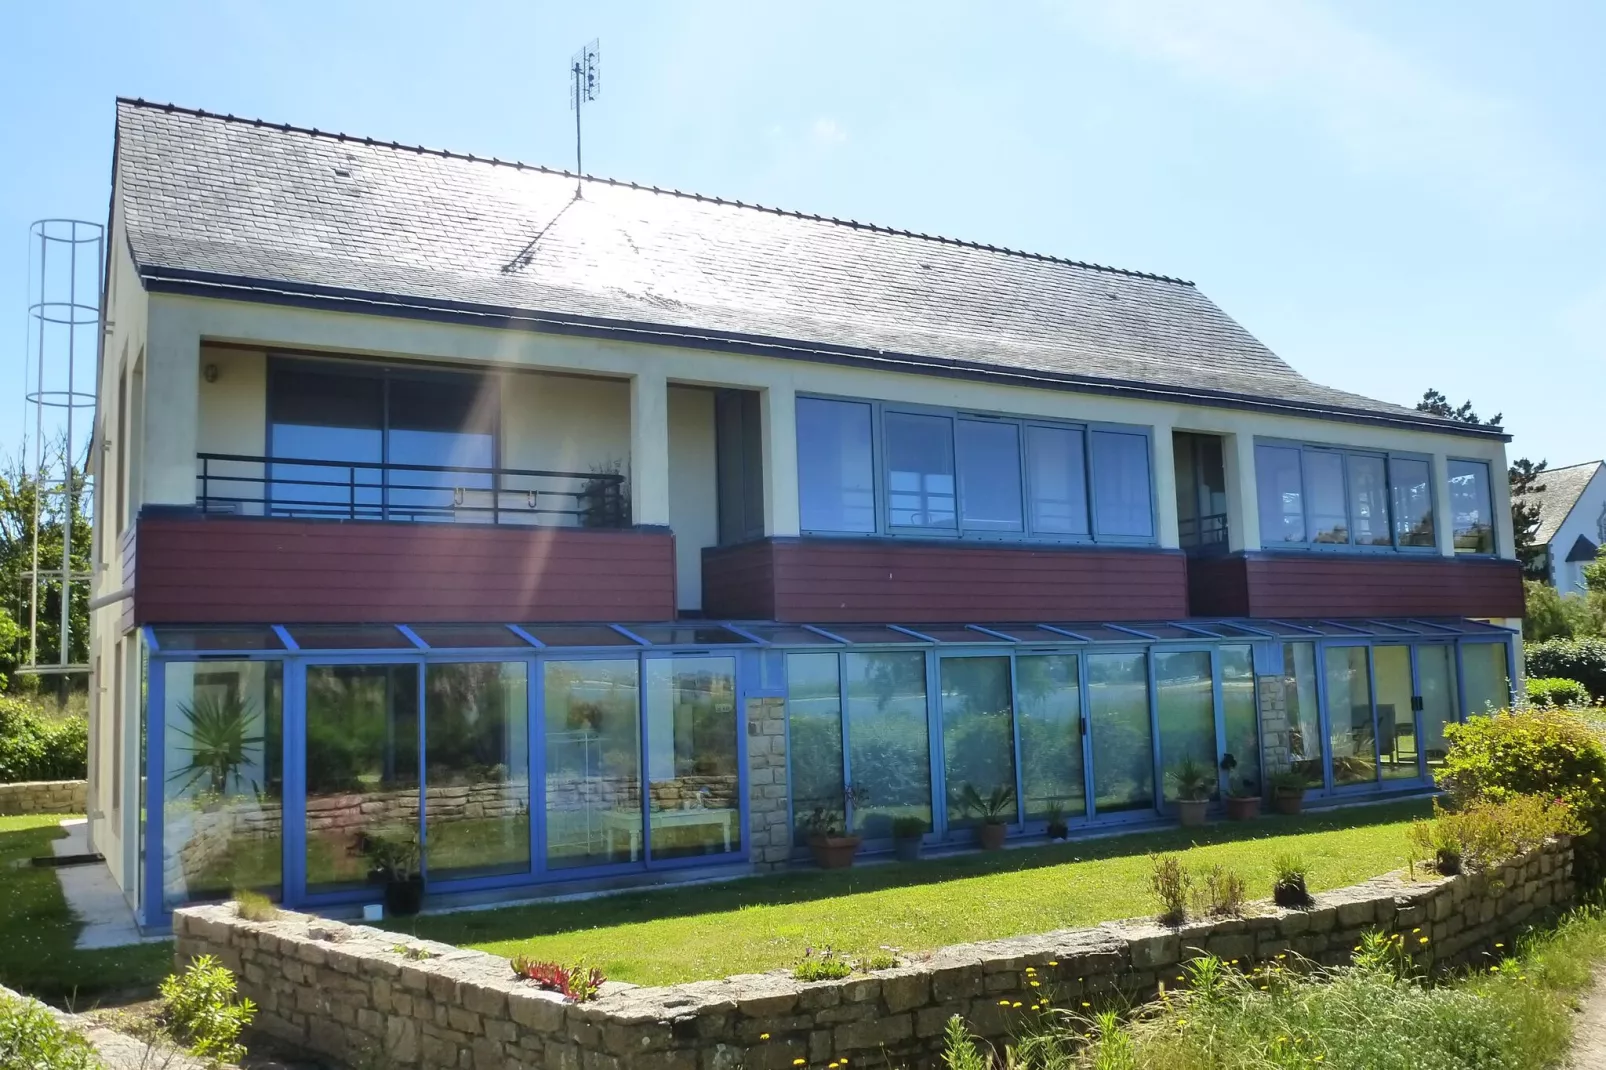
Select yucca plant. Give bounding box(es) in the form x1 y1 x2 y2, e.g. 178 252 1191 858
168 691 263 798
959 783 1016 824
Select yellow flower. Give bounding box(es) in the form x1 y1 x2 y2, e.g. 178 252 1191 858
1030 981 1041 988
760 1033 771 1041
1049 961 1059 966
998 1000 1010 1006
1081 1002 1091 1008
1412 928 1421 933
793 1061 806 1067
1013 1002 1022 1008
1419 937 1429 945
1495 943 1504 949
1026 967 1036 973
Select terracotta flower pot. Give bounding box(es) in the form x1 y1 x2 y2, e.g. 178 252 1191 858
1176 798 1209 827
1272 789 1304 816
808 835 862 869
1224 795 1261 821
976 822 1008 850
893 836 923 862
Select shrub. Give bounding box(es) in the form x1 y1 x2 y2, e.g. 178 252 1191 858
231 889 278 923
1191 864 1247 917
158 955 255 1067
0 994 102 1070
1526 637 1606 700
1271 853 1313 908
509 957 605 1002
1410 795 1581 875
1526 677 1591 708
0 696 88 783
1148 854 1191 925
891 816 927 839
792 948 854 982
1440 707 1606 821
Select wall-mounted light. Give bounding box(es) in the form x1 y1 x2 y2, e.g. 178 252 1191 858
203 363 219 383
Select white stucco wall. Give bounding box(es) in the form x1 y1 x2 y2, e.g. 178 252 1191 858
668 387 719 611
500 371 630 476
1549 466 1606 593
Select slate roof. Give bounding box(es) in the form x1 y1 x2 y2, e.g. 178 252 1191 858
111 98 1499 436
1523 460 1604 546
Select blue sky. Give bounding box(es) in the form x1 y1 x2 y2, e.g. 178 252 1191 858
2 0 1602 467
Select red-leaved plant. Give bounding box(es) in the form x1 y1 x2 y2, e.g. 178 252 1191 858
509 956 606 1003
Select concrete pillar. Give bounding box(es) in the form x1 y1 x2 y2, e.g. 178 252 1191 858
761 383 800 537
630 369 671 527
1151 423 1180 550
1224 431 1261 552
139 313 200 507
1431 452 1456 557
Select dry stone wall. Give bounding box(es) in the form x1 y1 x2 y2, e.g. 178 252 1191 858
0 778 86 815
746 696 791 871
0 982 212 1069
173 839 1572 1070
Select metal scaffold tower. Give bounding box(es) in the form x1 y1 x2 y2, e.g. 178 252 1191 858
17 219 102 676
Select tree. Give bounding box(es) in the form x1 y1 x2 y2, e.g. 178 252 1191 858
0 438 92 687
1415 388 1502 428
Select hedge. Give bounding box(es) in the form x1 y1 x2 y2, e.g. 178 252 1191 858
1526 677 1591 708
0 697 88 783
1525 638 1606 702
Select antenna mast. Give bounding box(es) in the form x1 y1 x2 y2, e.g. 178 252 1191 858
569 39 601 183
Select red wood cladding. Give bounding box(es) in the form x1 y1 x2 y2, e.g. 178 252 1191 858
131 515 677 624
702 537 1189 622
1187 552 1524 620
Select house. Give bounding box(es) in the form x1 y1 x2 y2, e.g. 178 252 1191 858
87 99 1523 927
1522 460 1606 592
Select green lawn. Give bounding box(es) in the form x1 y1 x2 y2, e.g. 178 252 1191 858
0 815 171 1007
387 799 1431 986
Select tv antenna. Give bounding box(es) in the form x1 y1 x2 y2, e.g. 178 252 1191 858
569 39 600 182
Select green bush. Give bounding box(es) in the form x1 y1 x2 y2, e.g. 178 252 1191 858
1410 795 1581 874
0 994 102 1069
1526 637 1606 700
158 955 255 1067
0 696 88 783
1526 676 1591 708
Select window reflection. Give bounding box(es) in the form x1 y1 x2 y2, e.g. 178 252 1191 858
1325 647 1375 786
957 421 1024 532
1449 460 1496 554
796 398 876 533
1026 425 1089 535
1087 652 1153 812
1418 645 1459 770
1390 457 1436 547
787 653 846 846
1302 452 1349 544
1347 454 1391 546
845 652 932 837
1462 643 1511 716
1282 642 1324 787
886 412 957 530
1154 651 1216 802
1220 645 1260 794
1017 654 1085 821
1256 445 1305 544
1373 646 1418 781
544 660 641 870
645 658 741 860
1090 431 1153 538
940 657 1017 828
424 663 529 881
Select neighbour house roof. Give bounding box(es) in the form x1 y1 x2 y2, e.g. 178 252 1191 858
1566 535 1599 564
111 98 1500 438
1522 460 1604 547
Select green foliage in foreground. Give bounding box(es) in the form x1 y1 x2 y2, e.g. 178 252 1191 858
943 904 1606 1070
0 993 102 1070
1526 677 1592 709
0 696 87 783
158 954 255 1067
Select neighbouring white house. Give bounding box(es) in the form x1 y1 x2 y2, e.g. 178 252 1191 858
1524 460 1606 592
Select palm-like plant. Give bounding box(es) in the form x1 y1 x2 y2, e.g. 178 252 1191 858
1167 754 1214 802
168 691 264 798
959 783 1016 825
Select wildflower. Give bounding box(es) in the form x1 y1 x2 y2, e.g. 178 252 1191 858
1012 1002 1022 1008
1082 1001 1091 1008
1030 981 1041 988
793 1061 806 1067
1412 928 1421 933
998 1000 1010 1006
760 1033 771 1041
1495 943 1504 949
1049 961 1059 966
1026 966 1036 973
1419 937 1429 945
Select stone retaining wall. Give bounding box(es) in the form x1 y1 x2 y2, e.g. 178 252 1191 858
0 778 86 815
173 840 1573 1070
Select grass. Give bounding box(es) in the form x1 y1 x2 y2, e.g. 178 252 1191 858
388 799 1431 986
0 815 171 1007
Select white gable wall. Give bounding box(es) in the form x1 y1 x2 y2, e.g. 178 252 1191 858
1549 466 1606 593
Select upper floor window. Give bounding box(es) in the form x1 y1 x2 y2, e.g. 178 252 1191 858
1254 441 1436 553
1448 459 1496 554
797 396 1153 544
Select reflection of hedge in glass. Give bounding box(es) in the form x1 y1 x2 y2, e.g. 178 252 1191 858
1088 652 1153 811
846 652 931 838
941 658 1015 827
1016 655 1085 820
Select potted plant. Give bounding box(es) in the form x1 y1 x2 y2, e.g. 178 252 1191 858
803 786 868 869
959 783 1016 850
1167 755 1213 827
362 826 424 917
1267 770 1308 816
1220 754 1260 821
891 816 926 862
1044 799 1070 841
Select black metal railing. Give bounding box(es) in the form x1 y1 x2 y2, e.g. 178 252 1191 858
196 452 629 528
1178 512 1229 557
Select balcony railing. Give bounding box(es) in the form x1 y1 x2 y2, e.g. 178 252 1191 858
195 452 629 528
1178 512 1229 557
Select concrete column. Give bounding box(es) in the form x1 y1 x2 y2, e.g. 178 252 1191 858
761 383 801 537
630 369 671 527
1224 431 1261 552
1431 452 1456 556
1151 423 1180 550
139 312 200 506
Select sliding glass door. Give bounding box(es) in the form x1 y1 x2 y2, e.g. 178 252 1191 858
1373 646 1418 782
1016 654 1087 823
1087 652 1154 813
1154 650 1217 804
940 656 1019 831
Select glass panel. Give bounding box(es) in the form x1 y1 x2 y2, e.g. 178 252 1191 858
1154 650 1217 803
826 626 929 645
423 663 530 880
1462 643 1511 716
162 661 283 909
289 625 411 650
1373 646 1418 781
543 660 641 869
885 411 957 530
269 364 384 519
1449 460 1496 554
410 625 532 649
1325 647 1376 786
1255 445 1305 544
786 653 846 845
844 651 932 837
1347 454 1391 547
746 625 844 646
1017 654 1086 821
797 397 877 533
920 627 1012 644
956 420 1023 532
1302 451 1349 544
152 627 285 652
304 664 420 893
628 625 750 646
1220 645 1260 795
1123 623 1198 640
1087 651 1153 812
1055 624 1145 643
1418 645 1459 772
645 658 741 859
1282 642 1324 787
940 657 1017 829
1090 430 1153 538
385 375 495 522
1026 425 1089 535
1390 457 1436 547
524 625 640 647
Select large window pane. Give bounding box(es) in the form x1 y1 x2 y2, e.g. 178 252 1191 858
957 420 1024 532
845 652 931 837
1418 645 1459 771
269 366 383 518
1090 430 1153 538
645 658 741 860
797 398 876 533
1449 460 1496 554
1325 647 1375 786
885 412 957 530
1282 643 1323 787
1390 457 1436 547
304 664 419 893
423 663 529 881
1373 646 1418 781
1154 651 1217 803
544 660 641 869
386 375 495 523
1303 451 1349 544
787 653 845 845
1017 654 1086 820
1255 445 1305 544
1347 454 1391 547
1462 643 1511 716
1026 425 1089 535
1220 645 1260 794
1087 652 1153 812
940 657 1016 828
162 661 283 909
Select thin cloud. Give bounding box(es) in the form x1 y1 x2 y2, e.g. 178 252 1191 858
811 117 848 146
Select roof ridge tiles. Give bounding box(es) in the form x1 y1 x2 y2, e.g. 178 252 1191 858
114 95 1194 286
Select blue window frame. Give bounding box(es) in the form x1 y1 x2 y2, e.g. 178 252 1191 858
1448 458 1498 555
1254 439 1438 553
